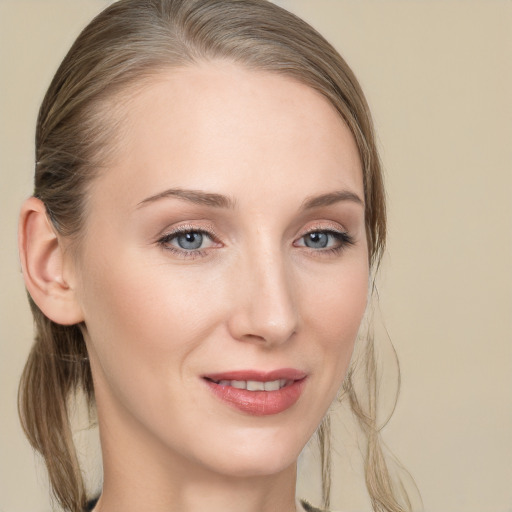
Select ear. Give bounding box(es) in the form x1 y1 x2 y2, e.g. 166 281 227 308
18 197 84 325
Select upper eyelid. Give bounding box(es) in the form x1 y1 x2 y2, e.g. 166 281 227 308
158 224 219 240
300 226 346 235
155 221 351 244
297 221 349 237
295 229 353 243
156 227 218 257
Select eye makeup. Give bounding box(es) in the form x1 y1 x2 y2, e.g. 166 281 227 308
156 224 222 260
155 220 355 262
295 228 354 255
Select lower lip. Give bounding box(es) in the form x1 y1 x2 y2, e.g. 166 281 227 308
204 378 306 416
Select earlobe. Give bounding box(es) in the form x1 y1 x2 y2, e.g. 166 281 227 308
18 197 84 325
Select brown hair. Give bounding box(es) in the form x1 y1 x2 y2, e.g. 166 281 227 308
18 1 411 511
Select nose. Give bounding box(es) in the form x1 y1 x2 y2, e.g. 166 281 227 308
227 248 299 347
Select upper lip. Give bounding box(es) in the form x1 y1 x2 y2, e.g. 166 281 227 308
203 368 307 382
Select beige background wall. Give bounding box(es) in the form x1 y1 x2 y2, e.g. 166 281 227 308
1 1 510 511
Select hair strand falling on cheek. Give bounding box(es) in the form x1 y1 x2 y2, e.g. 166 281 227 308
317 415 332 510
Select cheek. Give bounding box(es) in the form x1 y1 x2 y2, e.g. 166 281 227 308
301 258 369 378
77 251 222 403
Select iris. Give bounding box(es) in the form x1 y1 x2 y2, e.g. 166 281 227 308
304 232 329 249
177 232 203 250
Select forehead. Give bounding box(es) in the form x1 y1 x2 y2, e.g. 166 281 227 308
89 61 363 210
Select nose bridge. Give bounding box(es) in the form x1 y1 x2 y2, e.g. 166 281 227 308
229 240 299 345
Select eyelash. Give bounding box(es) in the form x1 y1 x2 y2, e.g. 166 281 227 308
296 229 355 255
157 226 220 260
156 226 354 259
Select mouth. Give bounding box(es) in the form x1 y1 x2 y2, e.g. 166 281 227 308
202 369 307 416
204 377 292 391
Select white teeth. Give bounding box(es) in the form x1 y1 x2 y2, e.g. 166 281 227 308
214 379 287 391
246 380 265 391
264 380 280 391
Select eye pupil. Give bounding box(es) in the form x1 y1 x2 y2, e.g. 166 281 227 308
305 232 328 248
177 232 203 250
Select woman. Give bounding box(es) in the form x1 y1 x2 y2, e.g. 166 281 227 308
17 1 412 511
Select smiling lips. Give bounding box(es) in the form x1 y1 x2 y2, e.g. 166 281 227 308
203 369 307 416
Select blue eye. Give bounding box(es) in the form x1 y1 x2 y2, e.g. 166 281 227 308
175 231 204 250
304 232 329 249
158 229 216 255
296 230 354 252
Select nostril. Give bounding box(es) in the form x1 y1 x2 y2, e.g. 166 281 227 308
226 260 299 345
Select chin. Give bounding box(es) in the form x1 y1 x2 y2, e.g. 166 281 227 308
188 424 308 479
207 452 298 479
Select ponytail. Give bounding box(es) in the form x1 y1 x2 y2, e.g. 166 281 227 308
18 298 93 512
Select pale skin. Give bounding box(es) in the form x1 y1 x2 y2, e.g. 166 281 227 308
19 62 369 512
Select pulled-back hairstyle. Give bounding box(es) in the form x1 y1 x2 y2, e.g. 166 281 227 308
18 1 410 511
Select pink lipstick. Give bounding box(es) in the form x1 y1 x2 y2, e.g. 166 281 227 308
203 368 307 416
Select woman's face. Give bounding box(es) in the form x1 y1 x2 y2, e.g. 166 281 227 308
72 62 369 479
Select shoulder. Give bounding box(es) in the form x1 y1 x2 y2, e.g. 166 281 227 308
299 499 330 512
84 496 99 511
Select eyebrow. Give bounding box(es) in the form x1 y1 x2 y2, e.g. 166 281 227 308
137 188 236 209
300 190 364 210
137 187 363 211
